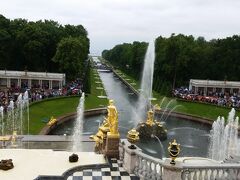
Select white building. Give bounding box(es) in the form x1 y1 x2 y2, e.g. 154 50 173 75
189 79 240 96
0 70 65 89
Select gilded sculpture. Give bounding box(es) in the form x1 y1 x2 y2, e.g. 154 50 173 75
107 99 119 135
136 109 167 141
146 110 154 126
90 99 119 152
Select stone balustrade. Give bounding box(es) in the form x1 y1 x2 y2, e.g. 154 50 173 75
120 140 240 180
181 164 240 180
134 151 163 180
120 140 164 180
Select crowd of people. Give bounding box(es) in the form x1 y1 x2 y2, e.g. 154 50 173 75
0 79 83 113
173 87 240 108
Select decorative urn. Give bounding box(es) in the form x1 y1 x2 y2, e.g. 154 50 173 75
127 129 139 149
168 139 180 165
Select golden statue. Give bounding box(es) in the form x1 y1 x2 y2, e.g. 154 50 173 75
154 104 161 110
107 100 119 135
146 110 154 126
47 116 57 126
90 99 119 153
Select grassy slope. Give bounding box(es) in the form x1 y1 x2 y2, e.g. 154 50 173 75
29 96 80 134
28 66 108 134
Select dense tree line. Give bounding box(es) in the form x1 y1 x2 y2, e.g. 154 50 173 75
102 41 148 79
102 34 240 95
0 14 89 80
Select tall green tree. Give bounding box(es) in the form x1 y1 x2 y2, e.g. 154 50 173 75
103 34 240 95
0 14 89 79
53 37 88 80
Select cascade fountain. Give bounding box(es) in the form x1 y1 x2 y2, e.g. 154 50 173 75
0 106 4 135
132 39 167 142
7 100 15 133
2 91 29 136
16 93 24 135
72 92 85 152
133 39 156 125
23 91 30 135
209 108 239 161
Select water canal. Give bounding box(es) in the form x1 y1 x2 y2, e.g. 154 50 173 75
51 71 211 158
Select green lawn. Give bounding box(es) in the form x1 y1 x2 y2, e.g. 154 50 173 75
28 65 108 134
29 96 80 134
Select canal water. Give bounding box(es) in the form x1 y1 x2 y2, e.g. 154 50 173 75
51 71 211 158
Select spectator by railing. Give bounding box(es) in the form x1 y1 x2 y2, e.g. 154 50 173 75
173 87 240 108
0 79 83 114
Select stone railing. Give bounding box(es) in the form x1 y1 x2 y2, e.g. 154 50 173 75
134 150 164 180
120 140 240 180
120 140 164 180
181 164 240 180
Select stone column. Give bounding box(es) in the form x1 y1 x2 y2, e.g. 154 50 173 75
58 81 62 89
49 80 53 89
222 88 225 93
194 86 197 94
204 87 207 96
39 80 42 89
213 87 216 93
189 80 192 91
28 79 32 89
17 79 21 88
6 78 11 88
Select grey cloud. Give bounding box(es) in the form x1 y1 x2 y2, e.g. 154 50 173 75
1 0 240 55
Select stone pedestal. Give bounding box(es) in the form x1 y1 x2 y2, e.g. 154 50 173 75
123 148 138 174
105 133 120 158
162 159 182 180
122 140 142 174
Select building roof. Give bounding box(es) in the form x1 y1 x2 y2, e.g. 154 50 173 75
0 70 65 81
190 79 240 88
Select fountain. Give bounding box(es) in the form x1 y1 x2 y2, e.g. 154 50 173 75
7 100 15 134
0 106 3 135
1 91 30 136
131 40 167 142
209 108 239 161
136 110 167 141
72 92 85 152
23 91 30 135
16 93 23 135
134 40 156 124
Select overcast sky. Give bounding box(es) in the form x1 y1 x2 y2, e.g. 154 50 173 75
1 0 240 55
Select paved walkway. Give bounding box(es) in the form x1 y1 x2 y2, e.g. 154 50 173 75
0 149 106 180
